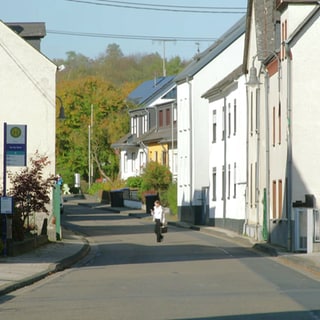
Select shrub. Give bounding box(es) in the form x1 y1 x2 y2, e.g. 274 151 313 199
161 182 177 215
140 161 172 194
126 176 143 188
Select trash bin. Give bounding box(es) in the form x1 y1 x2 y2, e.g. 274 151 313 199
110 190 124 207
145 194 159 214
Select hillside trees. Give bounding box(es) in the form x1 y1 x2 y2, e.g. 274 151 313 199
54 43 189 84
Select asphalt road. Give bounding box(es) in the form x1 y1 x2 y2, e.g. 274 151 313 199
0 203 320 320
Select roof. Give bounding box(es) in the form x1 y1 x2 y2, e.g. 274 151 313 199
175 15 246 84
6 22 46 38
127 76 175 107
202 65 243 101
243 0 280 72
111 133 139 149
286 5 320 45
111 123 177 149
5 22 46 51
142 127 177 144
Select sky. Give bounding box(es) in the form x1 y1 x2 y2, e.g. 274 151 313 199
1 0 248 61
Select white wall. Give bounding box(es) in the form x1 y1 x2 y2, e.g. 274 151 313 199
208 76 247 221
177 33 245 210
0 22 56 192
289 10 320 206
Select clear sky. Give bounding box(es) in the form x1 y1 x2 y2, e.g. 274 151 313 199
1 0 247 61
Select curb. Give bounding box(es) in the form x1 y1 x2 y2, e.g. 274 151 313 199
0 232 90 297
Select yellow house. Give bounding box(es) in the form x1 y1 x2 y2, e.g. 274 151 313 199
148 143 169 166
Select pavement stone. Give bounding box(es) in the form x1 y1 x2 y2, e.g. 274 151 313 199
0 196 320 297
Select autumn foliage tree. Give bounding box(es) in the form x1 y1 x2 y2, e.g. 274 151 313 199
56 76 136 186
140 161 172 194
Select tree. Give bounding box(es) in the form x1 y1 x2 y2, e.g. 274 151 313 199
7 152 55 239
56 76 135 185
140 161 172 194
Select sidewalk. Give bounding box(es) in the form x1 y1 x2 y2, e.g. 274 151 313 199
0 228 90 296
0 197 320 297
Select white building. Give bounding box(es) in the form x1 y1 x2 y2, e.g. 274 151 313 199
0 22 57 224
175 16 246 225
244 0 320 250
202 66 247 233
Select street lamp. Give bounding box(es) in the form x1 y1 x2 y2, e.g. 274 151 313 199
56 96 66 120
88 104 93 188
246 50 281 242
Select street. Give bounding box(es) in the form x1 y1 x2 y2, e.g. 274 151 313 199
0 202 320 320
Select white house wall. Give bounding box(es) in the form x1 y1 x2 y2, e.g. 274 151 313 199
177 33 245 223
208 76 247 232
177 82 192 204
0 22 56 190
289 9 320 207
120 147 147 180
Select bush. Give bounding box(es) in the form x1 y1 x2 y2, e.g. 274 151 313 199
126 176 143 188
161 182 177 215
140 161 172 193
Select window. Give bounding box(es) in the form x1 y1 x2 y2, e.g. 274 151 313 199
250 92 253 135
272 180 277 219
124 153 128 173
222 106 225 140
212 167 217 201
139 151 144 173
154 151 158 162
278 180 282 218
131 117 137 134
228 103 231 138
250 164 253 207
233 163 237 198
173 105 177 124
227 164 231 199
212 110 217 143
222 165 225 200
131 152 136 171
143 115 148 134
281 20 288 60
255 89 260 133
162 151 167 166
278 102 281 145
159 110 163 127
273 106 276 146
166 108 171 126
233 99 237 135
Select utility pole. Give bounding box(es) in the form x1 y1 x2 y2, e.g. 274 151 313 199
88 104 93 187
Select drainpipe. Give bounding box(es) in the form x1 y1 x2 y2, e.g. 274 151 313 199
187 76 193 213
223 97 227 226
264 68 270 242
244 85 250 235
284 41 292 251
256 87 261 240
171 102 175 181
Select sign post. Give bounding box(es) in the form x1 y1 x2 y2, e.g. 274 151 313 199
2 123 27 255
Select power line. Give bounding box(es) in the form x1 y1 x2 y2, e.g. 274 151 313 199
47 29 217 42
65 0 246 14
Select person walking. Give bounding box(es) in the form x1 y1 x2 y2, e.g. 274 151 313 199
151 200 165 243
